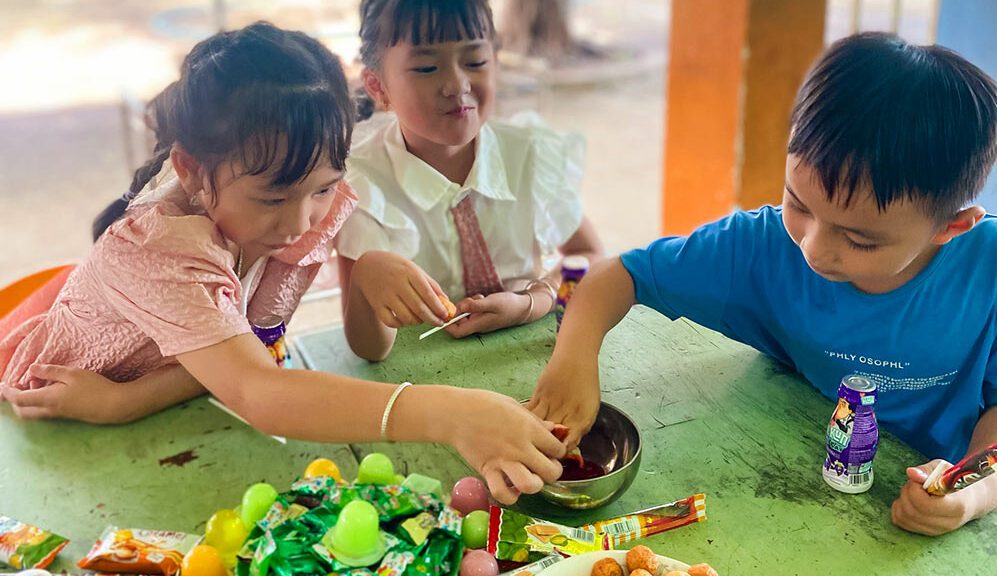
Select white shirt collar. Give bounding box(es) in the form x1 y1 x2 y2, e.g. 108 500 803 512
383 118 515 211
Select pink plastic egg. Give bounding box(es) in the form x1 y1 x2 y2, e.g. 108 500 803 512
459 550 499 576
451 476 490 515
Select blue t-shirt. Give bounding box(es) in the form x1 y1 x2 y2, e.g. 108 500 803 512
621 206 997 462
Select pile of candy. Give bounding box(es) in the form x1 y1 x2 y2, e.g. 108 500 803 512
2 455 708 576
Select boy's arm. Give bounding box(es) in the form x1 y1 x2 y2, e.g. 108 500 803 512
2 363 205 424
891 406 997 535
528 257 635 448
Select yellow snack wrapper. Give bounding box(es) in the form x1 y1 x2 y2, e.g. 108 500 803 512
486 506 608 563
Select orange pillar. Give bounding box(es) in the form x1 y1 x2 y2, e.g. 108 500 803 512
663 0 826 235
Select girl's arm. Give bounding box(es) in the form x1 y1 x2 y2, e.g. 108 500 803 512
339 251 450 362
176 333 566 504
2 363 205 424
338 255 397 361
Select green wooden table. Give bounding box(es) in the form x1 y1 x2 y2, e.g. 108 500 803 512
2 307 993 574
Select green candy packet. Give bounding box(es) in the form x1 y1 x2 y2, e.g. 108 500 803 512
237 482 465 576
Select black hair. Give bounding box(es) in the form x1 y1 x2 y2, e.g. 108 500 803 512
788 32 997 219
354 0 495 120
93 21 354 240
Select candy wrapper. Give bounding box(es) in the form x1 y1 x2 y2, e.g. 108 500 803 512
486 507 607 563
77 527 198 575
0 516 69 570
581 494 706 547
498 555 563 575
235 482 463 576
924 443 997 496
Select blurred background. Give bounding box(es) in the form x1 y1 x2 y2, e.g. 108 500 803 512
0 0 993 326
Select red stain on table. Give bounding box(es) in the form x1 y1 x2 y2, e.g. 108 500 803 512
159 449 198 467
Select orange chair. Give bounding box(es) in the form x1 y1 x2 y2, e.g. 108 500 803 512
0 265 76 334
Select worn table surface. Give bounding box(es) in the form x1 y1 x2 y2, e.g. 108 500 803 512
3 306 993 575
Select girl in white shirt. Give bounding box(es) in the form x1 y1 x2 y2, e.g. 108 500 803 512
338 0 603 361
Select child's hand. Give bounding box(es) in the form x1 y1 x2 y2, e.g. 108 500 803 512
1 364 126 424
352 251 450 328
444 292 531 338
445 388 566 505
890 460 981 535
527 355 601 450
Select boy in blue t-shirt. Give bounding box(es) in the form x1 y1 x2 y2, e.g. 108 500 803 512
530 32 997 536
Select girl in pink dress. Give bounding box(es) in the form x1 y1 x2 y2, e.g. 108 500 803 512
0 22 564 505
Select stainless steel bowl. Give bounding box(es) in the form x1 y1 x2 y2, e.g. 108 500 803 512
539 401 642 510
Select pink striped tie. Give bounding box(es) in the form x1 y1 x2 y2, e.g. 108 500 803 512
450 195 504 297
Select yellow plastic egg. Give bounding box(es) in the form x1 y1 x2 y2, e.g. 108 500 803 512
304 458 342 482
181 544 228 576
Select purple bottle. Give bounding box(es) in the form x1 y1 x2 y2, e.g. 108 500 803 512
823 374 878 493
556 256 590 333
251 315 291 368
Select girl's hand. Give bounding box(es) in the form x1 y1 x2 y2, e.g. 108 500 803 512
352 251 450 329
890 460 982 535
444 292 532 338
527 354 601 451
444 388 566 505
1 364 126 424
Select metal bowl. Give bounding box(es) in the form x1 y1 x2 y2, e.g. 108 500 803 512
539 402 642 510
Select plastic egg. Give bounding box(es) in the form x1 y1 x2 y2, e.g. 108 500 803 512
356 452 396 484
204 509 248 565
241 483 279 528
461 510 489 549
323 500 386 567
459 550 499 576
303 458 342 482
450 476 490 515
181 544 228 576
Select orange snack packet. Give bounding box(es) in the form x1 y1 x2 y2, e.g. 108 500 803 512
78 527 199 575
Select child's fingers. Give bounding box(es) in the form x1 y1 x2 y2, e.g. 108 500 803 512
907 459 948 483
375 306 402 329
402 284 444 326
463 295 497 314
484 468 519 505
409 277 448 320
902 480 955 517
524 395 543 413
386 298 418 326
454 295 486 315
28 363 79 384
423 273 445 298
502 461 545 495
523 450 563 485
564 427 586 451
446 315 489 338
2 385 59 409
10 404 56 420
532 423 568 461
